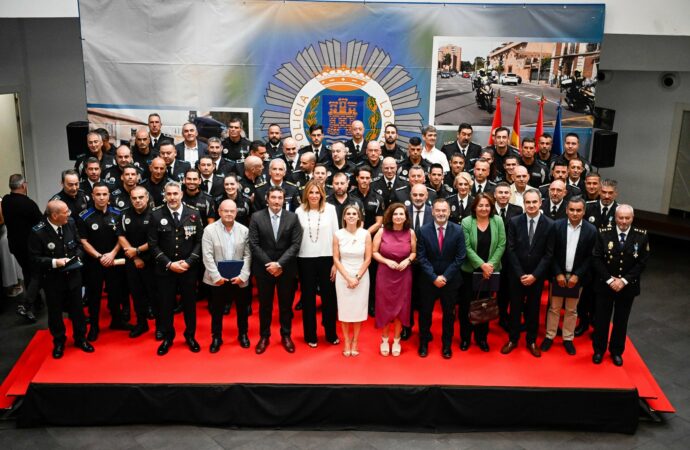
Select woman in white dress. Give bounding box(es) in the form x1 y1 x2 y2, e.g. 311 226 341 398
333 205 372 356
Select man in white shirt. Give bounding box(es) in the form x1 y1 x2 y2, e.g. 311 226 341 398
420 125 450 172
509 166 530 209
175 122 208 166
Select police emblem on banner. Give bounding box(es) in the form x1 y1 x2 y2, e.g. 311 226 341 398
261 39 423 150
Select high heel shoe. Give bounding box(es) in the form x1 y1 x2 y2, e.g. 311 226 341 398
380 336 390 356
391 337 401 357
351 340 359 356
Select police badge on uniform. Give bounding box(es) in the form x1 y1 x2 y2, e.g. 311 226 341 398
376 189 383 195
47 242 55 250
588 216 596 223
402 170 408 176
223 148 228 154
124 218 131 225
92 223 99 230
118 200 125 207
451 205 456 212
160 218 168 226
244 187 250 194
608 241 614 250
633 243 639 258
404 200 410 206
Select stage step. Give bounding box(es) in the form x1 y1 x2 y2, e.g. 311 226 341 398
0 330 51 408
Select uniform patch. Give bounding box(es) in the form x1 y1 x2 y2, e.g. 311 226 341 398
118 200 125 207
588 216 596 223
160 218 168 226
124 218 131 225
244 187 250 193
92 223 99 230
47 242 55 250
404 200 410 206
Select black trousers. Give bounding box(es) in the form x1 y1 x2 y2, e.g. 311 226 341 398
84 260 127 328
593 290 635 356
408 265 423 328
12 248 41 309
508 277 545 344
298 256 338 343
577 274 597 327
497 255 511 322
208 282 248 339
256 271 295 338
419 281 459 346
156 267 198 340
124 261 156 327
44 273 86 345
459 271 489 342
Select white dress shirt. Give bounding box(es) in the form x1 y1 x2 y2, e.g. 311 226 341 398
565 220 582 272
421 147 450 172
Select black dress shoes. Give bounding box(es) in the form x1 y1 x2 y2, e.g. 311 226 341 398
540 337 553 352
255 337 269 354
210 338 222 353
501 341 517 355
418 341 428 358
238 334 250 348
129 323 149 338
75 340 95 353
478 341 490 352
281 336 295 353
52 343 65 359
611 354 624 366
87 326 99 342
527 342 542 358
185 337 201 353
563 341 576 355
442 346 452 359
574 323 589 337
400 327 411 341
460 340 470 351
592 352 603 364
155 330 164 341
157 339 173 356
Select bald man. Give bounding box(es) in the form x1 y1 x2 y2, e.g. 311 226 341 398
345 120 368 163
28 200 94 358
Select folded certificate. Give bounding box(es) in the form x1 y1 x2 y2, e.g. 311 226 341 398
217 260 243 279
472 272 500 292
551 282 581 298
60 256 84 272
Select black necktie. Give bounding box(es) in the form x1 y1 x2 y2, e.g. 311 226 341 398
602 206 608 218
459 199 464 211
501 208 506 219
552 205 558 216
57 226 63 239
619 232 626 250
355 144 360 154
152 138 157 147
476 184 482 194
528 218 535 245
387 181 393 191
173 211 180 227
202 179 210 193
414 210 421 233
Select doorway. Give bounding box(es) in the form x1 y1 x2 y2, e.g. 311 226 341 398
0 93 25 197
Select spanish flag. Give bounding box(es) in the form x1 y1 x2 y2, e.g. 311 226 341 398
534 95 545 143
510 96 521 149
488 93 502 146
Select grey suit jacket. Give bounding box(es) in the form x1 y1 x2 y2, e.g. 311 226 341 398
201 220 251 287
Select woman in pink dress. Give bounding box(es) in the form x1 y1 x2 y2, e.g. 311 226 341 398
372 203 416 357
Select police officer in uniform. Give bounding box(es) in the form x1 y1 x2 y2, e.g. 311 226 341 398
236 155 266 202
117 186 157 338
371 157 407 207
390 165 437 206
326 172 365 227
380 123 406 164
140 157 172 207
253 158 300 211
110 164 142 212
78 182 131 341
198 156 225 198
132 128 157 179
28 200 94 359
399 137 431 176
182 168 216 225
159 143 191 182
147 113 174 152
426 163 455 199
221 117 251 161
325 141 357 185
80 157 112 197
148 181 204 356
214 174 253 227
102 145 143 189
51 169 91 221
74 131 115 181
207 137 237 177
518 137 549 188
592 205 650 366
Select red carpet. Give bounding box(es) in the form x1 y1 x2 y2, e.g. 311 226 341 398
1 288 674 414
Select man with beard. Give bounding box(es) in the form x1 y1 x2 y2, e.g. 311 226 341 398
265 123 283 159
345 120 368 163
132 128 156 179
537 133 555 165
325 141 356 185
182 168 216 225
444 153 466 188
381 123 405 164
140 157 172 207
427 163 454 199
51 169 91 221
117 186 157 338
206 137 236 177
111 165 142 212
220 117 251 161
540 161 581 200
279 137 301 177
399 137 430 177
518 137 548 188
198 156 225 198
300 124 331 164
471 159 496 195
484 127 519 179
80 157 110 196
441 123 482 163
326 172 365 227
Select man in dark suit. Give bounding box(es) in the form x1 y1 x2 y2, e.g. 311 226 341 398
28 200 94 359
147 113 174 152
299 124 331 164
248 186 303 354
344 120 368 163
253 159 301 211
501 189 555 358
159 143 191 183
175 122 208 165
541 180 568 220
198 156 225 198
441 123 482 162
3 174 43 322
591 205 650 366
471 159 496 195
493 182 523 330
416 198 466 359
265 123 284 159
148 181 204 356
540 197 597 355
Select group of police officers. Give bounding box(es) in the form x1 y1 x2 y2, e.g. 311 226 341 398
27 113 649 365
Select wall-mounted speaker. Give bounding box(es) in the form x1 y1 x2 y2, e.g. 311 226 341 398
66 121 89 161
591 130 618 168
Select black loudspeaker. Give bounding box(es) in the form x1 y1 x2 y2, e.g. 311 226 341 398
66 121 89 161
591 130 618 168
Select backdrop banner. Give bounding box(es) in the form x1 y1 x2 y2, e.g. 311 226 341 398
79 0 605 149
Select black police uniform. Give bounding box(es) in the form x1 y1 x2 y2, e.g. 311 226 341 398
132 148 158 179
371 176 407 207
289 170 312 191
381 144 406 165
212 157 237 177
484 145 520 177
237 174 265 200
149 133 174 152
51 190 91 221
28 218 88 347
182 190 216 225
520 158 549 188
102 165 144 189
551 154 592 175
80 179 114 197
214 193 253 227
356 159 383 181
75 153 115 181
325 160 357 185
111 187 135 212
326 193 365 228
117 206 156 332
398 158 430 177
221 136 251 162
166 160 191 183
390 185 437 207
266 142 283 159
448 194 475 224
148 204 204 342
139 177 172 207
592 225 650 358
300 144 331 164
199 174 225 198
253 181 301 212
427 182 455 200
345 139 368 163
539 183 581 201
77 206 129 336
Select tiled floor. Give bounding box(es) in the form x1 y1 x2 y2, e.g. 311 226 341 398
0 235 688 449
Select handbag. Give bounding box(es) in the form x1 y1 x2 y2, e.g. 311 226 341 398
468 274 499 325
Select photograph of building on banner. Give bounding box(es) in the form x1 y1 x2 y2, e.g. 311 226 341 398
430 37 600 131
86 107 253 149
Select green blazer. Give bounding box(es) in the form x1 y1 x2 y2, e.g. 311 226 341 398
460 215 506 273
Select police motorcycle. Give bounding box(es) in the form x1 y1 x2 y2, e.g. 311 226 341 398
473 71 496 114
562 73 596 115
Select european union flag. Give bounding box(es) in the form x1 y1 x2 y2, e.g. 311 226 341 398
551 101 564 156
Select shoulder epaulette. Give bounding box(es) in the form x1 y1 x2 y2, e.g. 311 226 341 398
395 186 408 191
108 206 122 215
255 181 267 188
32 221 46 232
444 140 455 145
50 194 61 201
538 183 549 189
633 227 647 234
285 181 297 187
586 200 597 204
79 207 95 219
185 204 199 211
152 205 164 211
111 188 123 196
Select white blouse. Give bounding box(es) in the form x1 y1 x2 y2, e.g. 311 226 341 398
295 203 340 257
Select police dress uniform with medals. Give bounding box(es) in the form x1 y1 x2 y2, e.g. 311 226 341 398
117 206 157 335
28 218 92 357
77 205 130 340
221 136 251 162
591 225 650 364
147 204 204 352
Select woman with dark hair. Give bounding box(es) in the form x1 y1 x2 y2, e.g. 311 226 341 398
333 204 371 356
295 180 340 348
459 192 506 352
372 203 416 356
